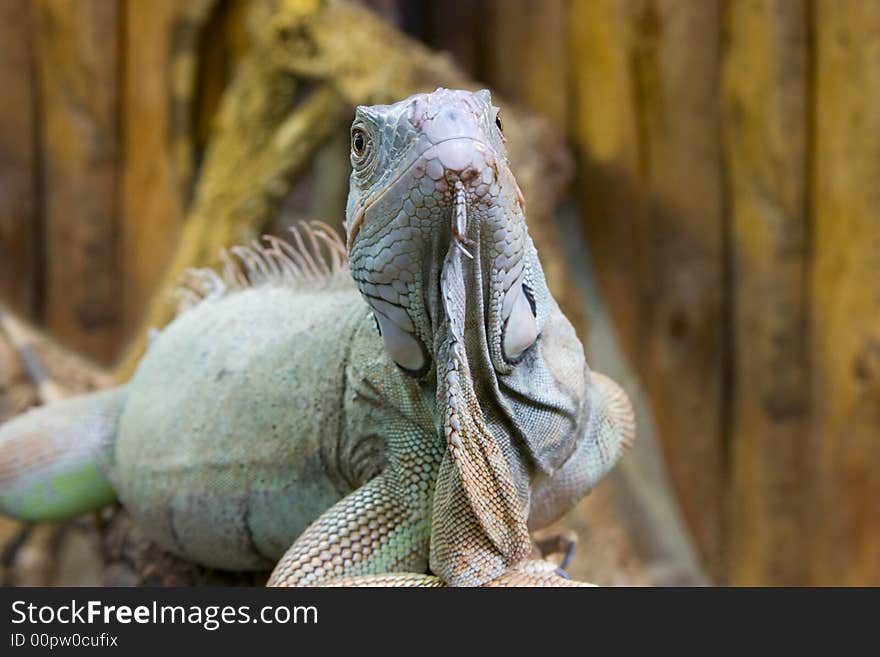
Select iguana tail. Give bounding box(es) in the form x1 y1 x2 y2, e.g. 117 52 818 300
0 387 126 522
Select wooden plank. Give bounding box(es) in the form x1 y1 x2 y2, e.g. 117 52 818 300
632 0 725 578
811 0 880 585
482 0 569 130
33 0 121 363
412 0 482 75
122 0 258 342
0 0 38 319
570 0 725 577
569 0 645 361
120 0 187 340
720 0 810 585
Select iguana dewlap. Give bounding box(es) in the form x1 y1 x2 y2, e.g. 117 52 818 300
0 89 634 586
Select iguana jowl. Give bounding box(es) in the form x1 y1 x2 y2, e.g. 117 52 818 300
0 88 634 586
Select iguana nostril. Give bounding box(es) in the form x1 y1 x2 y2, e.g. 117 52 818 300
460 167 479 183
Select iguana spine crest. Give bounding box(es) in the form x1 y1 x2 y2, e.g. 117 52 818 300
175 221 350 313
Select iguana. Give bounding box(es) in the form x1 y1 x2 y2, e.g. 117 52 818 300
0 88 634 586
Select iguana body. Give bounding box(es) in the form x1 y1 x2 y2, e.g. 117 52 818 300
0 89 634 586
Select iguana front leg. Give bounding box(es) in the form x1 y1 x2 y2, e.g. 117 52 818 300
268 473 431 586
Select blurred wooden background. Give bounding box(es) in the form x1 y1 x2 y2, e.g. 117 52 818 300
0 0 877 585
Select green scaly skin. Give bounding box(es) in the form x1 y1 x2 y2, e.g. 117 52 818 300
0 89 634 587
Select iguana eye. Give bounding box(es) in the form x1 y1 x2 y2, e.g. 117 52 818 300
351 129 368 157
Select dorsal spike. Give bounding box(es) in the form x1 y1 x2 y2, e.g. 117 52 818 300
288 225 320 278
175 222 352 314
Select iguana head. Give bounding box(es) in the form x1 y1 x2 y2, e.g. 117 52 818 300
346 88 538 379
345 89 587 580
